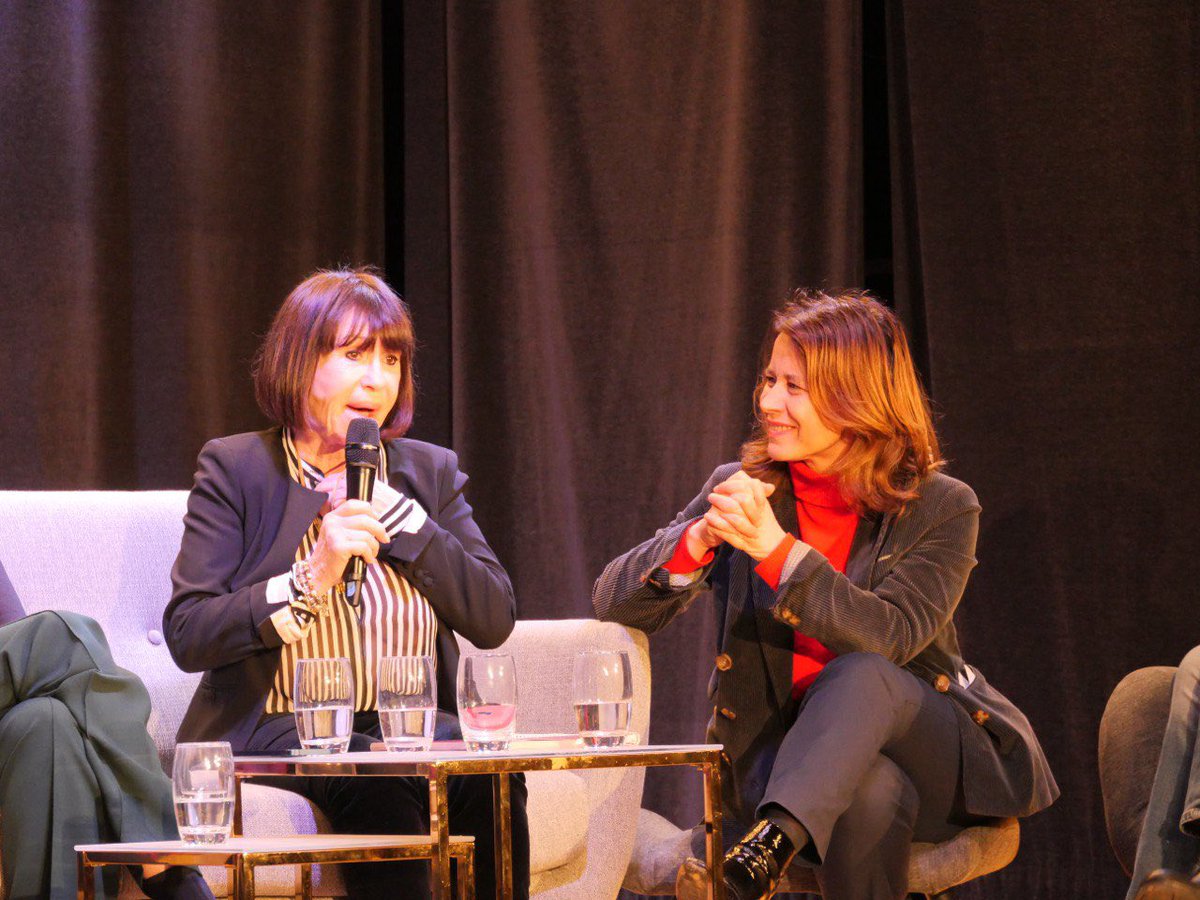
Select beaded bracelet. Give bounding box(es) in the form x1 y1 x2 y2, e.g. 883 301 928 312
290 560 330 616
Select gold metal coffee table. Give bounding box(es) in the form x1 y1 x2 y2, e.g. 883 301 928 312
75 834 476 899
234 742 725 900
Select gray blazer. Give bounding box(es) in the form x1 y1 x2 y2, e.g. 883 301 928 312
593 463 1058 823
166 428 516 749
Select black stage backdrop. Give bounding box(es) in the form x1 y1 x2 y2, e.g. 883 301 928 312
2 3 1199 898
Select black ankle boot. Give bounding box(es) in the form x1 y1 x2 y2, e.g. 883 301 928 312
675 820 797 900
722 820 797 900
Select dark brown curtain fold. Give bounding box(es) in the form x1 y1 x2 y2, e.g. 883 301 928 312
0 1 382 489
438 0 863 835
888 2 1200 895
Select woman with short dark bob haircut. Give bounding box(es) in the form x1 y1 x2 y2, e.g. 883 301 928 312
166 268 528 899
594 288 1058 900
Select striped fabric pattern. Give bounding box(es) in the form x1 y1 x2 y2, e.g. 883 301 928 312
263 430 437 714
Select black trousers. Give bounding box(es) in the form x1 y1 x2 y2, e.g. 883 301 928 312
245 712 530 900
758 652 989 900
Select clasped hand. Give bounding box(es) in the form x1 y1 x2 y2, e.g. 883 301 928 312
689 471 788 562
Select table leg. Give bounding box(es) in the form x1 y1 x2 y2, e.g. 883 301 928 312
430 769 453 900
234 774 245 837
702 760 726 900
457 843 476 900
492 773 513 899
301 862 313 899
232 856 250 900
76 854 94 900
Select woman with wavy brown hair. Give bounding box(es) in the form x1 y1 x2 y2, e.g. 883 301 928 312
593 288 1058 900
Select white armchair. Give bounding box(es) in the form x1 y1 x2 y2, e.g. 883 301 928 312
0 490 649 899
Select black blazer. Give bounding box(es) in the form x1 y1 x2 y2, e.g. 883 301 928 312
166 428 515 749
593 463 1059 824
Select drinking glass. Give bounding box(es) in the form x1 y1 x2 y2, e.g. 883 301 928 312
172 741 234 844
293 657 354 752
572 649 633 747
457 652 517 752
378 655 437 751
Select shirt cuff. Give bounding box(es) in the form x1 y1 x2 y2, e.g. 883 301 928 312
269 605 311 644
374 480 430 538
264 572 311 645
663 528 715 575
265 572 293 605
754 535 798 590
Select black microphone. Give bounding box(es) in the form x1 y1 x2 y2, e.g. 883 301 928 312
343 417 381 606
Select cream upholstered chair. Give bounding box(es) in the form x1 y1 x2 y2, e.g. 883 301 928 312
623 789 1020 898
624 787 1017 900
0 490 650 899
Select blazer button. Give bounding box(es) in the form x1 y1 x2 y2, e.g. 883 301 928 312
422 577 434 588
973 709 990 726
720 750 732 767
934 674 951 693
715 654 733 672
719 707 737 721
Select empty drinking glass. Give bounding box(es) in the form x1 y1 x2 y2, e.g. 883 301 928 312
572 649 633 747
172 741 235 844
293 657 354 752
378 655 437 751
457 652 517 752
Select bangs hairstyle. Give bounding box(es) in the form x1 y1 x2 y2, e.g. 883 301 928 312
253 268 416 440
740 288 943 515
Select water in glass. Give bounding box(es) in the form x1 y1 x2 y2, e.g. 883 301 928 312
293 657 353 752
172 742 234 844
295 704 354 751
378 655 437 751
573 698 633 747
573 650 633 747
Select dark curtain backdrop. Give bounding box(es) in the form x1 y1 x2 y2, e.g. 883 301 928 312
431 0 863 856
0 0 382 488
886 2 1200 897
2 2 1199 898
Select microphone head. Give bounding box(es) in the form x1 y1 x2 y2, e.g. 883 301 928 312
345 417 381 468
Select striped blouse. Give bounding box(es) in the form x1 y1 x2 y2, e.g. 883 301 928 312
263 430 438 714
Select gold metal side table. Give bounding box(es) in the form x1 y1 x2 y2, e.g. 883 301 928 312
234 742 725 900
75 834 475 900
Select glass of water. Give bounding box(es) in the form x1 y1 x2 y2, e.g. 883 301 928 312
378 655 437 751
457 652 517 752
294 657 354 752
573 649 633 747
172 741 234 844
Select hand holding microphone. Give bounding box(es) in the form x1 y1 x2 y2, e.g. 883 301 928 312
307 418 387 603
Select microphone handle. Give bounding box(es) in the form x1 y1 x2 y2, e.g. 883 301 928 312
344 462 377 602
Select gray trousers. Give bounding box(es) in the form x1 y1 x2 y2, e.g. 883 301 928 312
757 652 985 900
1126 645 1200 898
0 611 178 900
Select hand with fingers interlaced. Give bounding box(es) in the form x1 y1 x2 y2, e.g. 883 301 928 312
702 470 789 562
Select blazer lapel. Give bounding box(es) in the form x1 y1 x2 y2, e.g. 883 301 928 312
845 509 886 589
245 442 326 588
759 475 802 710
757 477 890 710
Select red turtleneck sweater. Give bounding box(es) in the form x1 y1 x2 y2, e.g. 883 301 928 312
664 462 858 698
